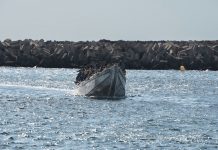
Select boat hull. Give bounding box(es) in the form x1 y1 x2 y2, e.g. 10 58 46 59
77 65 126 99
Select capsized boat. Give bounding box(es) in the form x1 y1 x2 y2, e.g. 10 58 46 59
76 65 126 99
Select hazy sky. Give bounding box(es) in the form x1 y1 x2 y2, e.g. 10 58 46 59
1 0 218 41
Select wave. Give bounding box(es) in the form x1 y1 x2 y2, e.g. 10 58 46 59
0 83 75 93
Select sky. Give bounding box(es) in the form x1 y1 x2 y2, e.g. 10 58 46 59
1 0 218 41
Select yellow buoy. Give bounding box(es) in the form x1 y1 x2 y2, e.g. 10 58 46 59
180 65 186 71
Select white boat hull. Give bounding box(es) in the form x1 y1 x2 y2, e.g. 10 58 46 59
77 65 126 99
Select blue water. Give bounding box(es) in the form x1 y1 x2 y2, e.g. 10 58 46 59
0 67 218 149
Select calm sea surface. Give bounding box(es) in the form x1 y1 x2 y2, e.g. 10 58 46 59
0 67 218 149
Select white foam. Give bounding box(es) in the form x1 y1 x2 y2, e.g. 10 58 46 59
0 83 73 93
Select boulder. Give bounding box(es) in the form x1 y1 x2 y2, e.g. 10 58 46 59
0 39 217 70
2 39 12 47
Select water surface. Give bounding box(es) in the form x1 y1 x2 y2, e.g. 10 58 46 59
0 67 218 149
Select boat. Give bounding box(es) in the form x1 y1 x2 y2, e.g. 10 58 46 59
76 64 126 99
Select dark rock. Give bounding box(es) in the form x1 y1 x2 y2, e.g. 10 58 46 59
17 54 39 67
0 39 218 70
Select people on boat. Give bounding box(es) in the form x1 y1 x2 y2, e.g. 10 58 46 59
118 60 126 74
75 61 126 84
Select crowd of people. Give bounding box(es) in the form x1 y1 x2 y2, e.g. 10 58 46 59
75 61 125 84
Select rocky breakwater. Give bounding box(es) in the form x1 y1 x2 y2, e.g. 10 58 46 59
0 39 218 70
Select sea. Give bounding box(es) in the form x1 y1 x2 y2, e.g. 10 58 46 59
0 67 218 149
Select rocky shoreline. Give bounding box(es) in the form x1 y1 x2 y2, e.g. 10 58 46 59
0 39 218 70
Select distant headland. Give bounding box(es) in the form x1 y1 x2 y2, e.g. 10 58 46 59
0 39 218 70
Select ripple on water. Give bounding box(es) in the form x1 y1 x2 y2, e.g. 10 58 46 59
0 68 218 149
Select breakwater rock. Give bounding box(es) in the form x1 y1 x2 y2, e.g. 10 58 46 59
0 39 218 70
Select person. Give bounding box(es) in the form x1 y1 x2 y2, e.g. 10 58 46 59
119 60 125 72
75 64 97 84
75 68 85 84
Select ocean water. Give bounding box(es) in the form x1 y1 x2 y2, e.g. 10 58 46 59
0 67 218 149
